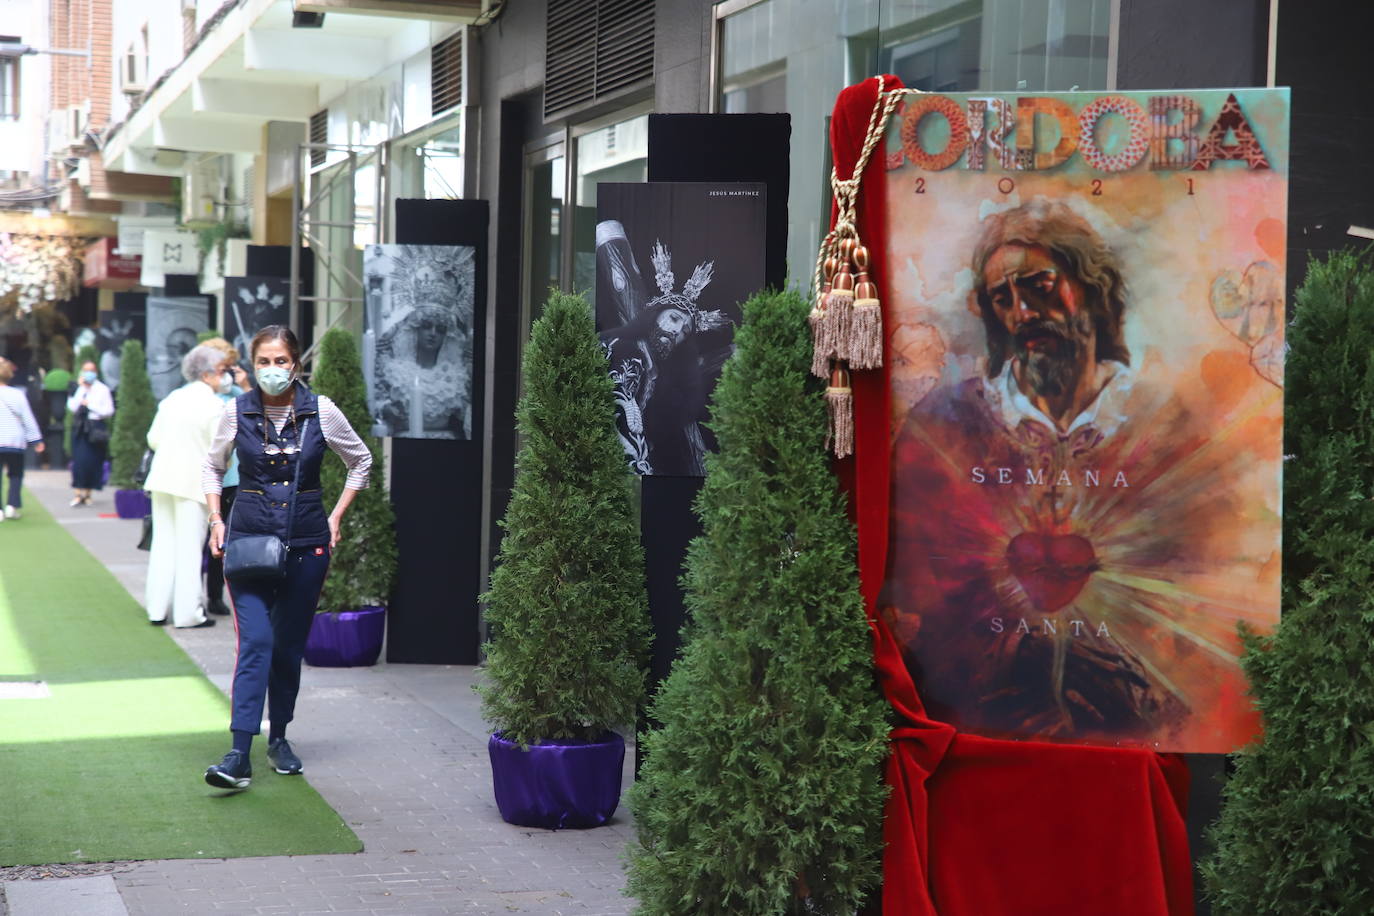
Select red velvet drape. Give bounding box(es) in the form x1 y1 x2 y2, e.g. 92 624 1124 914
829 77 1196 916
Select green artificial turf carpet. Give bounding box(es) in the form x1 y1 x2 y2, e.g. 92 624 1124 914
0 494 362 866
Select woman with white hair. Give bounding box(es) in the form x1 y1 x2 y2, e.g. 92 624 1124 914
143 343 237 628
0 357 45 518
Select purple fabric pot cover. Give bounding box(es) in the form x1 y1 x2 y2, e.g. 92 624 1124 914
488 731 625 829
113 489 152 519
303 606 385 667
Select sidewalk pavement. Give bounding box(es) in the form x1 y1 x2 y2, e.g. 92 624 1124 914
0 471 636 916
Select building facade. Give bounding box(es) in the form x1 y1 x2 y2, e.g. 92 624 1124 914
6 0 1373 653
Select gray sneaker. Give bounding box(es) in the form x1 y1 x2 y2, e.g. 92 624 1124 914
205 749 252 789
267 738 303 775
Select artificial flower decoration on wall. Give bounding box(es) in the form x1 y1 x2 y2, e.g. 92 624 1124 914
0 233 92 314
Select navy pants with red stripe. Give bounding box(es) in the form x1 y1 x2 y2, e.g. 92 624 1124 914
227 546 330 736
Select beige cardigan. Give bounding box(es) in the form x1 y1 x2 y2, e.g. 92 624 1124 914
144 380 224 503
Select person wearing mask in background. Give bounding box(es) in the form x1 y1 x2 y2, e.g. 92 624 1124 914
0 358 46 519
200 338 251 617
67 360 114 507
202 326 371 789
143 345 233 628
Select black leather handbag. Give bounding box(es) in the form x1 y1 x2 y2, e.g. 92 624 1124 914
134 448 154 488
223 419 306 580
223 532 288 579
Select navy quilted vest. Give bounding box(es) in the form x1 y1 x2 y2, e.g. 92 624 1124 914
226 384 330 548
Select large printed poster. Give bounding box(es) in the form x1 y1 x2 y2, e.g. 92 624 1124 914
146 295 210 400
223 276 290 376
362 244 475 440
880 89 1288 752
596 182 767 476
97 293 146 391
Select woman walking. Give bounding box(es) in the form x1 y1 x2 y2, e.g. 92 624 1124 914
144 344 232 628
203 326 371 789
0 358 45 518
67 360 114 506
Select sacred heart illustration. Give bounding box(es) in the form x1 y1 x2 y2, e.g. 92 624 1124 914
1005 533 1099 612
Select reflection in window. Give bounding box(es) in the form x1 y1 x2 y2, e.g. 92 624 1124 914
883 22 979 92
723 67 786 113
572 114 647 307
0 56 18 120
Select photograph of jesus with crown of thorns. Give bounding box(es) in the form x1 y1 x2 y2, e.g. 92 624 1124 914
594 182 766 477
877 88 1288 752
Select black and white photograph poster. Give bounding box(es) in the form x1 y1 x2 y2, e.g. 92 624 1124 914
361 244 475 440
97 293 146 391
146 296 210 400
223 276 290 375
596 181 767 476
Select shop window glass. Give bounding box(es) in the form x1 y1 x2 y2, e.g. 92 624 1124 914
393 124 464 201
717 0 1112 289
526 152 564 328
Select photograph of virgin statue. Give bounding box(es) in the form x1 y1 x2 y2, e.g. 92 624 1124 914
362 244 475 440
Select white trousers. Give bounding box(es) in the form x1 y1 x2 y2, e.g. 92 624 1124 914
145 492 208 627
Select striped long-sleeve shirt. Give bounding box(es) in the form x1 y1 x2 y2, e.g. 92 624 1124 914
0 385 42 450
202 395 372 495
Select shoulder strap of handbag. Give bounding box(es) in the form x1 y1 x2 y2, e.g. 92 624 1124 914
281 417 308 549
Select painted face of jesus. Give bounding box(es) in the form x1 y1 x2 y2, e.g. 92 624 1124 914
983 243 1095 397
652 308 690 357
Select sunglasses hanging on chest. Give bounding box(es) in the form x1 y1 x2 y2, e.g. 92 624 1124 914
262 405 301 457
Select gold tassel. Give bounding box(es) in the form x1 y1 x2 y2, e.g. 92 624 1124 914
808 293 832 378
828 241 856 362
826 366 855 459
809 255 838 378
847 243 883 370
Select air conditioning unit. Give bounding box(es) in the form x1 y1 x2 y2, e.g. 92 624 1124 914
68 105 87 147
46 105 87 152
121 44 145 95
46 110 67 154
181 156 223 225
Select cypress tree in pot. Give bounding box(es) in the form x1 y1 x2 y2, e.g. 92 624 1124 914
625 289 890 914
109 339 155 518
305 327 398 667
480 290 650 829
1202 252 1374 914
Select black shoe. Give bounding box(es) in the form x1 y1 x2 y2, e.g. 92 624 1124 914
267 738 303 775
180 618 216 628
206 600 232 617
205 749 252 789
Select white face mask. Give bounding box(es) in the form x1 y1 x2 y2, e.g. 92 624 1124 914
217 372 234 395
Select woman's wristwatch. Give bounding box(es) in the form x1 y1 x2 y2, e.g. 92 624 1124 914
208 513 224 528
